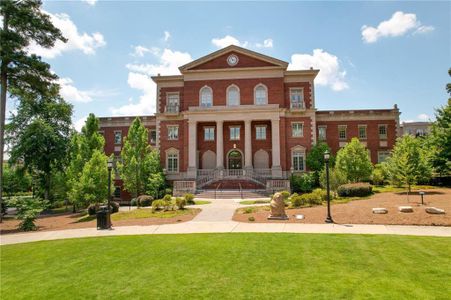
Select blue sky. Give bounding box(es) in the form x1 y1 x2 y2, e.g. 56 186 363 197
20 1 450 130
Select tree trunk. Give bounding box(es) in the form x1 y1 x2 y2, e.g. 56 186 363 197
0 14 10 223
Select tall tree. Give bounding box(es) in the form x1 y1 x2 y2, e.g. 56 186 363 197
335 137 373 183
6 87 73 201
385 135 432 196
1 0 66 220
118 117 157 198
306 142 334 185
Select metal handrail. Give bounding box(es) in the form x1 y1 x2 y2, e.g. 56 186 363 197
215 182 221 200
239 183 243 199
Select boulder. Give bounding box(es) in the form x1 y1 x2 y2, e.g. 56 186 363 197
425 207 445 214
372 208 388 214
398 206 414 213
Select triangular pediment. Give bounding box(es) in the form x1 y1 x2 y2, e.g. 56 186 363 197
179 45 288 72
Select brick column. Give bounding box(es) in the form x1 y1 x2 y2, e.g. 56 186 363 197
244 119 252 169
271 118 282 178
216 120 224 169
187 120 197 178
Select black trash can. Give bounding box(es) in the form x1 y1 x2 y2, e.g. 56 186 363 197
96 205 110 230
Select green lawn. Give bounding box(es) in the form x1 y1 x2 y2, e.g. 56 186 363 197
192 200 211 205
239 199 271 205
111 208 199 221
1 234 450 299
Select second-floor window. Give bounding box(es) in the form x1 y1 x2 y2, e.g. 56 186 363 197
167 126 179 140
166 93 179 113
204 127 215 141
292 122 304 137
114 131 122 144
379 124 387 139
255 84 268 105
318 126 326 140
358 125 367 140
227 85 240 106
200 86 213 107
290 88 304 109
230 126 240 140
149 130 157 144
256 126 266 140
338 125 347 140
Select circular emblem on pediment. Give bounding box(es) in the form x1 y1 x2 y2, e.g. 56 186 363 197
227 54 239 66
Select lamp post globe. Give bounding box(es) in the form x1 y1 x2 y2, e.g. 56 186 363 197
324 150 333 223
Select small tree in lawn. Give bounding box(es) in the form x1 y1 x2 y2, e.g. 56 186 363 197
319 167 347 198
306 142 334 185
385 135 432 199
335 138 373 182
428 98 451 177
7 197 48 231
118 118 154 198
147 173 165 200
72 150 110 208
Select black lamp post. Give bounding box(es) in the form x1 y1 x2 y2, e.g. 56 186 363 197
107 157 113 229
324 150 334 223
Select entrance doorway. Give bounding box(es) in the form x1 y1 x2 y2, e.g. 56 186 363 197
228 150 242 169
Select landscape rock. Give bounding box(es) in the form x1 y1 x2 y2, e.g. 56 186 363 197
398 206 414 213
372 208 388 214
425 207 445 214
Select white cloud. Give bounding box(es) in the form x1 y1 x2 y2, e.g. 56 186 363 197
211 35 273 49
74 115 88 132
417 113 430 121
111 48 192 116
28 11 106 58
164 31 171 42
58 77 116 103
361 11 434 43
288 49 349 91
82 0 97 6
131 45 160 57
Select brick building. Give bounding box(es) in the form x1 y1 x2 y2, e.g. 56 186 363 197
100 45 400 199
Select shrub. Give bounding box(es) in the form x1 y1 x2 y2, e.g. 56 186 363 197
337 183 373 197
184 193 195 205
176 197 186 209
163 194 172 202
371 164 386 186
291 173 315 193
87 203 98 216
109 201 120 213
164 188 173 196
243 207 254 214
311 188 328 201
137 195 153 207
7 197 48 231
130 198 137 206
280 190 290 201
290 194 304 208
248 216 255 222
291 191 324 208
152 199 166 211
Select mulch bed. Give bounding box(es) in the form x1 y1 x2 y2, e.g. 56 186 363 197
0 208 200 235
233 189 451 226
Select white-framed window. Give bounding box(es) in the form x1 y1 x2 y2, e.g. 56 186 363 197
230 126 240 140
291 146 306 171
200 86 213 107
114 131 122 145
256 126 266 140
379 124 387 139
149 129 157 144
416 129 425 137
166 148 179 173
338 125 347 140
227 85 240 106
290 88 304 109
378 151 390 163
167 125 179 140
291 122 304 137
166 93 179 113
358 125 367 140
204 127 215 141
318 126 327 141
254 84 268 105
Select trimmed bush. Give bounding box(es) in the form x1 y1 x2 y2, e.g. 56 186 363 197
311 189 328 201
291 173 315 193
163 194 172 202
184 193 195 205
280 190 290 201
152 199 166 211
176 197 186 209
291 190 325 208
137 195 153 207
290 195 304 208
337 183 373 197
248 216 255 222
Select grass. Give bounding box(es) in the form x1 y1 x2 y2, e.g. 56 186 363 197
111 208 199 221
1 234 450 299
239 199 271 205
192 200 211 205
373 185 437 193
236 205 270 214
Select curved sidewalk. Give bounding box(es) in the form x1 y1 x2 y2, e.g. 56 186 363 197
1 222 450 245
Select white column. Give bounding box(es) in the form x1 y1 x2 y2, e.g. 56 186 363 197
187 120 197 178
244 119 252 169
271 118 282 178
216 120 224 169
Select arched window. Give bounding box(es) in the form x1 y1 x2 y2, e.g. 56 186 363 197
165 148 179 173
254 84 268 105
200 86 213 107
227 85 240 106
291 145 306 172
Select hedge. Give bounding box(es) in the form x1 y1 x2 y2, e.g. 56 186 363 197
337 183 373 197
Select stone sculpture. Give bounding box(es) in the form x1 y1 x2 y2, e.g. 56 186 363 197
268 192 288 220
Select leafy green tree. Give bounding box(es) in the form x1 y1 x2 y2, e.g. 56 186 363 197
428 98 451 176
371 164 386 186
118 118 162 198
7 196 48 231
147 173 165 199
335 138 373 182
319 167 347 197
2 164 32 196
385 135 432 195
1 0 67 221
71 150 111 207
7 89 73 201
306 142 334 185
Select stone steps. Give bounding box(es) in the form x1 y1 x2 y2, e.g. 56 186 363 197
196 189 269 199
